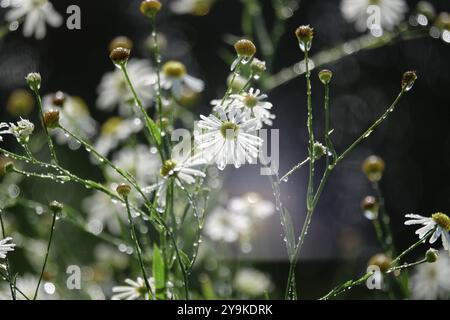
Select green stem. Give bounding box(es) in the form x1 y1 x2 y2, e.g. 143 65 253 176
124 196 153 299
32 88 59 164
33 206 57 300
149 17 164 131
280 157 309 182
0 270 30 300
391 229 435 266
305 49 315 212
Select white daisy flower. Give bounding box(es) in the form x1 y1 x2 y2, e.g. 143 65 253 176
0 237 15 259
0 118 34 144
404 212 450 254
5 0 63 40
411 251 450 300
97 59 155 116
111 277 155 300
106 145 160 186
195 107 263 170
43 94 97 150
229 193 275 220
234 268 273 297
229 88 275 128
341 0 407 33
204 207 251 243
170 0 214 16
93 117 143 157
160 61 204 100
143 150 206 210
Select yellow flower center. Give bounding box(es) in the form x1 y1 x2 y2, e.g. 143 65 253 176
162 61 186 78
243 95 258 108
432 212 450 231
160 159 177 177
101 117 123 135
220 122 239 140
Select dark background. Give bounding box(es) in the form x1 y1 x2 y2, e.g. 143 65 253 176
1 0 449 298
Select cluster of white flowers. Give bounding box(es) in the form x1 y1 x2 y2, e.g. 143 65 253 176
111 277 173 300
0 118 34 144
204 193 275 243
5 0 62 39
234 268 273 297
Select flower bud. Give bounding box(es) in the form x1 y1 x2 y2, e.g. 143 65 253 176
140 0 162 18
49 201 63 213
162 61 187 78
3 161 15 174
368 253 392 273
295 25 313 52
116 183 131 198
108 36 133 53
43 110 60 129
26 72 41 91
362 155 385 182
109 47 131 66
250 58 266 76
234 39 256 58
7 89 35 116
401 71 417 91
52 91 66 107
425 248 439 263
313 141 327 160
361 196 379 220
318 69 333 85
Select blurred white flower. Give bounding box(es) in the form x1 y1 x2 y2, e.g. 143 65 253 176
160 61 204 100
234 268 273 297
93 117 143 156
170 0 213 16
111 277 155 300
204 207 251 243
0 237 15 259
144 150 206 209
229 88 275 128
0 118 34 144
405 213 450 254
5 0 63 40
107 145 160 186
411 252 450 299
195 107 262 170
83 189 128 235
229 193 275 219
43 94 97 150
341 0 407 33
97 59 155 116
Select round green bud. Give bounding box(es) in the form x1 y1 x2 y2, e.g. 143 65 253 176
425 248 439 263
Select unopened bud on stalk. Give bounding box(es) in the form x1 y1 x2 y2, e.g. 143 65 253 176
140 0 162 18
109 47 131 66
116 183 132 198
234 39 256 58
295 25 313 52
362 155 385 182
318 69 333 85
401 71 417 91
108 36 133 53
425 248 439 263
49 201 63 213
250 58 266 76
368 253 392 273
26 72 41 91
43 110 60 129
52 91 66 107
361 196 379 220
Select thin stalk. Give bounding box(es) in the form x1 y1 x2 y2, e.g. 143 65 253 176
323 83 337 162
280 157 309 182
120 63 165 160
391 229 435 266
149 17 164 131
124 196 153 299
0 270 30 300
305 48 315 211
33 206 57 300
32 88 59 164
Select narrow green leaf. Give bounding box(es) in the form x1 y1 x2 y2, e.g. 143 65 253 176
152 244 166 299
